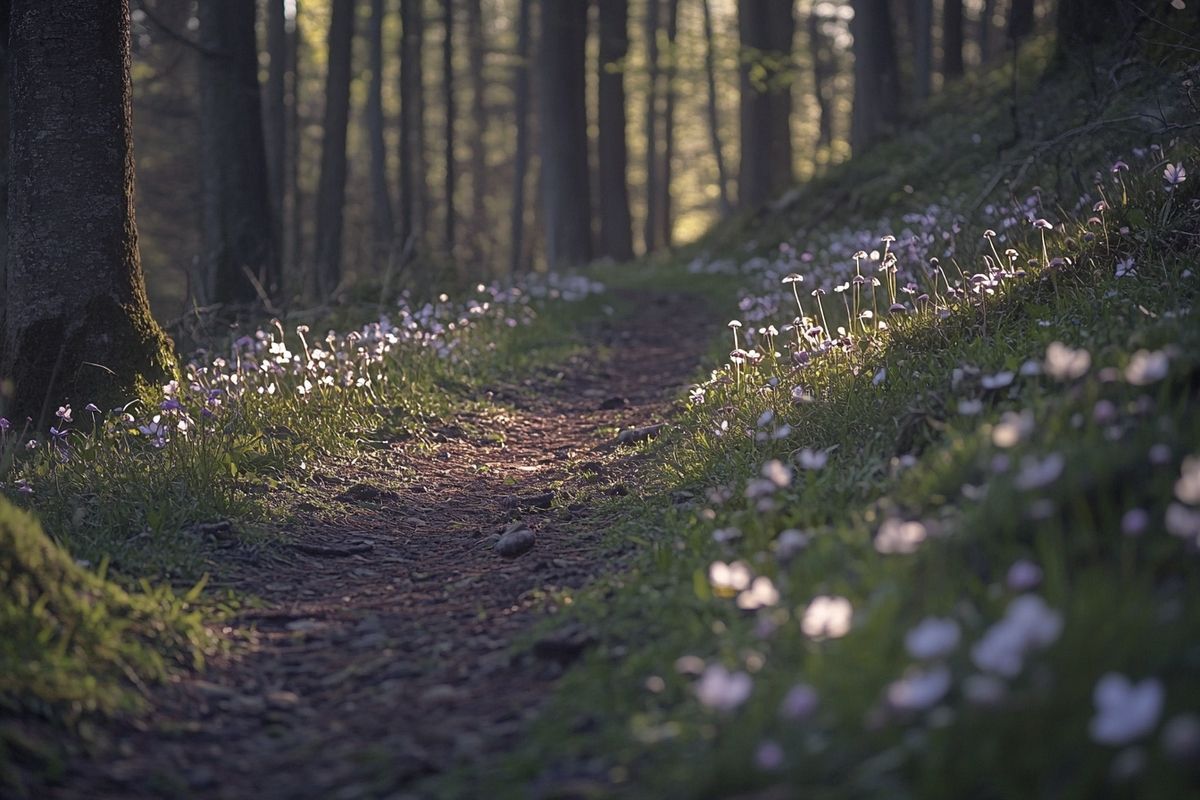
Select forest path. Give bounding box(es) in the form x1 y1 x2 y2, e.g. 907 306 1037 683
58 291 709 800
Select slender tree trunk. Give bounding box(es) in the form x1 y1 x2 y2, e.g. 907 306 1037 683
659 0 679 249
539 0 592 269
643 0 660 253
3 0 174 421
398 0 426 252
508 0 532 274
467 0 489 267
198 1 279 305
442 0 456 258
806 10 834 147
266 0 287 274
979 0 997 62
289 3 304 289
942 0 964 79
314 0 356 297
596 0 633 261
738 0 795 210
911 0 932 103
367 0 395 267
700 0 730 215
1008 0 1035 44
850 0 902 152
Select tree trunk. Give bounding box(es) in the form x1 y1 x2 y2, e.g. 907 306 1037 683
266 0 287 275
738 0 795 210
539 0 592 269
290 1 305 287
911 0 932 103
701 0 730 215
467 0 489 267
314 0 355 297
367 0 395 266
508 0 531 274
1055 0 1146 57
643 0 659 253
979 0 997 63
659 0 679 249
850 0 902 152
442 0 456 258
198 0 279 305
942 0 964 79
0 0 9 355
596 0 633 261
806 9 834 146
3 0 174 422
1008 0 1034 45
398 0 427 253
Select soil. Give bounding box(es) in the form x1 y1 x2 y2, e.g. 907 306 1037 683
47 292 710 800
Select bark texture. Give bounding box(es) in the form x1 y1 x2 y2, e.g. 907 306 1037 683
3 0 174 422
314 0 356 296
539 0 592 269
198 0 279 305
738 0 795 209
850 0 902 152
596 0 634 261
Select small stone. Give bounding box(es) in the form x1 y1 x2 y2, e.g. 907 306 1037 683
495 527 535 558
420 684 465 706
266 690 300 709
600 396 627 410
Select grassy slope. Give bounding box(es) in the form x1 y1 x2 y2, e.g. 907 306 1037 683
429 32 1200 800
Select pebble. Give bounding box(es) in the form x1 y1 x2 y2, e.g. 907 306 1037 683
495 526 535 558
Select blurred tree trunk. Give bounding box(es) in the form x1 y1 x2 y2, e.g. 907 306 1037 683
539 0 592 269
198 0 279 305
367 0 395 267
701 0 731 215
314 0 355 297
659 0 679 249
943 0 964 79
979 0 997 62
442 0 456 259
1056 0 1146 61
807 9 834 146
643 0 660 253
508 0 532 274
289 3 305 288
910 0 932 103
0 0 9 355
850 0 901 152
3 0 174 421
738 0 794 210
467 0 489 267
1008 0 1034 44
398 0 427 255
266 0 287 275
596 0 633 261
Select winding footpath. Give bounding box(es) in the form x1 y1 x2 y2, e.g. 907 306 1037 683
54 292 709 800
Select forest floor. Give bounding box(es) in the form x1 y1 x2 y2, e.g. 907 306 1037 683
45 292 711 800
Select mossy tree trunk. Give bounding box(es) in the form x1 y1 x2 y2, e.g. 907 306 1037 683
2 0 174 424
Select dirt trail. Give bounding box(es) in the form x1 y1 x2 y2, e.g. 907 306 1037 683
54 292 708 800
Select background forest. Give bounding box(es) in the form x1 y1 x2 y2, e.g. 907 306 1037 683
126 0 1052 318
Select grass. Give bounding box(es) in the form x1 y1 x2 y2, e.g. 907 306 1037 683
423 31 1200 800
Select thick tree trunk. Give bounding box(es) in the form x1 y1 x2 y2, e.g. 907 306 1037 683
3 0 174 422
806 10 834 147
198 0 279 305
738 0 795 210
660 0 679 249
1008 0 1034 44
979 0 997 62
850 0 902 152
643 0 660 253
701 0 730 215
508 0 531 274
539 0 592 269
943 0 964 79
911 0 932 103
442 0 456 258
314 0 355 297
367 0 395 266
266 0 287 274
596 0 634 262
467 0 489 267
